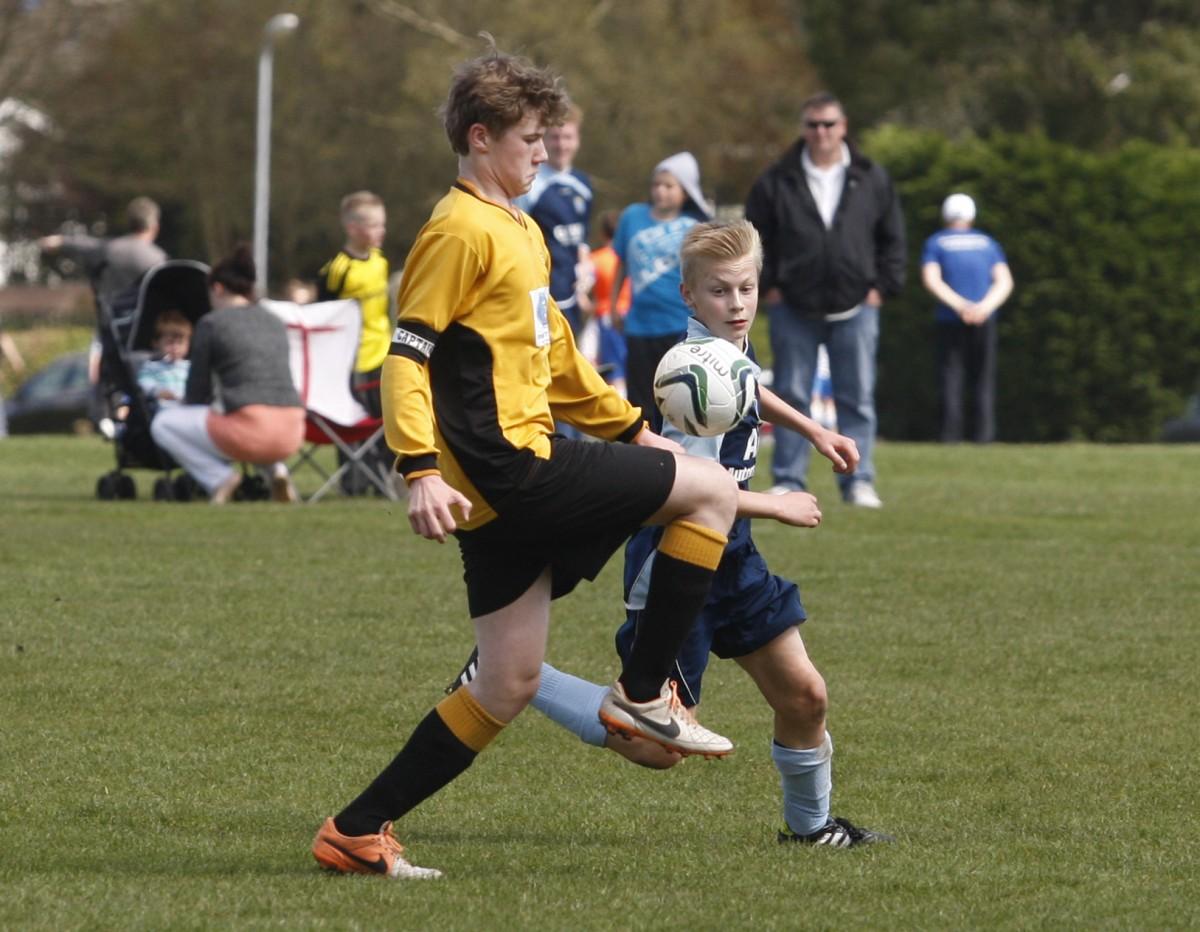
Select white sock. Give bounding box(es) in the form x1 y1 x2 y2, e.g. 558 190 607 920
531 663 609 747
771 731 833 836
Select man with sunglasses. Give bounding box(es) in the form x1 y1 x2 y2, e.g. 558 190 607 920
745 92 906 508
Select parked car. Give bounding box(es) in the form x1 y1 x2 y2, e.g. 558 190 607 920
4 351 92 434
1161 394 1200 443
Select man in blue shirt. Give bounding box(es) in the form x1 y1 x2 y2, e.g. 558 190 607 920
921 193 1014 443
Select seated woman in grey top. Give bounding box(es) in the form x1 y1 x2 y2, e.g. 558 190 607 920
151 245 304 503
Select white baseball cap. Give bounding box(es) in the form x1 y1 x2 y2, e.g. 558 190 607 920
942 193 977 223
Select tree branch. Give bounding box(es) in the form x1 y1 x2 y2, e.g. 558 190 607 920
365 0 473 48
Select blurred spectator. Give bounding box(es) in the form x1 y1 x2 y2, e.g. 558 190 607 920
745 92 906 508
591 209 631 322
38 196 167 433
0 312 27 438
317 191 390 493
516 104 593 336
589 209 631 396
284 278 317 304
136 309 192 411
38 196 166 309
921 193 1013 443
151 245 303 504
612 151 714 417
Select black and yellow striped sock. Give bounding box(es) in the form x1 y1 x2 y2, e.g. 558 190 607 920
620 519 727 702
333 688 505 836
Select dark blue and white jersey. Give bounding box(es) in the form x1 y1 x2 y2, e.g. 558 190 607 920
517 165 593 317
625 318 763 610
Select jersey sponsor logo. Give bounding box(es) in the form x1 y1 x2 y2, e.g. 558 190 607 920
727 463 756 483
552 221 587 247
940 233 992 252
628 217 694 290
530 287 551 347
742 424 759 463
390 325 435 359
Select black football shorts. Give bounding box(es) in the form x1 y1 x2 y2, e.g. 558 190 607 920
456 437 676 617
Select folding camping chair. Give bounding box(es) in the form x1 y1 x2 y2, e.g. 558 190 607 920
263 298 398 503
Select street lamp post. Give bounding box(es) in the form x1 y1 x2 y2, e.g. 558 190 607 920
252 12 299 296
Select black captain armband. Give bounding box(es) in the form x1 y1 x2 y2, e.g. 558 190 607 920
389 321 439 363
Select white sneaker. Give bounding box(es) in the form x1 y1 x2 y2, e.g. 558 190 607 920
765 483 801 496
599 679 733 758
844 481 883 509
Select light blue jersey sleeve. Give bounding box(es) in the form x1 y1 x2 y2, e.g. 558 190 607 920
661 416 723 463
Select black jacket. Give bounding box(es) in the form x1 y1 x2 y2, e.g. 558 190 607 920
744 141 906 316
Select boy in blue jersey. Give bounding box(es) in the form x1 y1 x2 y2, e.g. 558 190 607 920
921 193 1014 443
454 219 893 847
516 104 592 335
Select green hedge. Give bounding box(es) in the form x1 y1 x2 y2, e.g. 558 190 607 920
862 127 1200 441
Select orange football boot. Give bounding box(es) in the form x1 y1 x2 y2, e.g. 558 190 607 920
311 817 442 879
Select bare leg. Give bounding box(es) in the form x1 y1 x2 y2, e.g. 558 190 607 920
467 568 553 722
735 628 827 749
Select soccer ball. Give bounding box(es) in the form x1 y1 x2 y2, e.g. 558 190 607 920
653 338 757 437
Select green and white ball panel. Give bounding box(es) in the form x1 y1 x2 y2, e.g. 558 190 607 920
653 338 756 437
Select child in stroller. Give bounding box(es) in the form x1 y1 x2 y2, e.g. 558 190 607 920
135 309 191 410
94 260 211 500
95 258 292 502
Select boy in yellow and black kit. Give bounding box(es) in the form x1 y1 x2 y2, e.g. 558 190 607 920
317 191 392 492
310 40 743 881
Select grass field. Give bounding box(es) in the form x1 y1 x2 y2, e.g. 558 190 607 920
2 436 1198 930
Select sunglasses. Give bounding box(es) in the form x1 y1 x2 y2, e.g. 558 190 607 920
805 119 841 130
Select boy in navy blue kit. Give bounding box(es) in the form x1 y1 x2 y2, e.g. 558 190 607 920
455 219 893 847
516 104 592 335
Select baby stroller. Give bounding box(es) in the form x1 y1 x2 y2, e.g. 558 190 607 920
94 260 211 501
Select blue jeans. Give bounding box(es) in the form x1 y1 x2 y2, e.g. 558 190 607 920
767 301 879 493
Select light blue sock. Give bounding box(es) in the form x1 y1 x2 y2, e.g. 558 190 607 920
771 731 833 836
532 663 609 747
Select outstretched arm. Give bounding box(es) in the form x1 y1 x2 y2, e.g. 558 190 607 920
737 488 822 527
759 386 858 475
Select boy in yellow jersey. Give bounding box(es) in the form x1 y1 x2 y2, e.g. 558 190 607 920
311 40 741 880
317 191 391 493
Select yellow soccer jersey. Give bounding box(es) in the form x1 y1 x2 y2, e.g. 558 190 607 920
318 247 390 373
383 180 644 530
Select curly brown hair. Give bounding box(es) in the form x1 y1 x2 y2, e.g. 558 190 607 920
440 36 571 156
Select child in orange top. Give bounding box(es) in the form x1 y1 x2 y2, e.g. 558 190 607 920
588 209 630 395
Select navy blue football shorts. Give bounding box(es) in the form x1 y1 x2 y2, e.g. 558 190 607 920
615 538 805 706
456 438 675 618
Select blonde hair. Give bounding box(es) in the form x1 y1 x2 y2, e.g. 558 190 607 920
440 36 570 156
340 191 384 223
680 219 763 287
